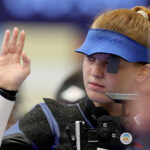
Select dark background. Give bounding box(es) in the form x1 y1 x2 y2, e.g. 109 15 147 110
0 0 149 27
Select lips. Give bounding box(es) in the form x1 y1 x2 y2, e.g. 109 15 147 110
88 81 105 90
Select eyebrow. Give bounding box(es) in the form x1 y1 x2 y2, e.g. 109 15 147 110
93 54 111 60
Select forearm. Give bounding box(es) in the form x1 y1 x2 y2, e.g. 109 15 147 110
0 96 15 146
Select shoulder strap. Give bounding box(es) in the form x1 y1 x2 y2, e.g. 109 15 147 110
39 102 60 150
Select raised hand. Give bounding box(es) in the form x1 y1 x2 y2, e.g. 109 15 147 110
0 27 30 91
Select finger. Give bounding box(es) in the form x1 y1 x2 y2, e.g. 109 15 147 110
1 30 10 55
8 27 19 53
16 30 25 56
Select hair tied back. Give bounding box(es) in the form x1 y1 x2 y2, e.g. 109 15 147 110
137 10 149 20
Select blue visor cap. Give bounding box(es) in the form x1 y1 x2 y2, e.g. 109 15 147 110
76 29 150 63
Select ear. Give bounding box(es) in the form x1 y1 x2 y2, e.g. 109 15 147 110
136 64 150 83
136 64 150 93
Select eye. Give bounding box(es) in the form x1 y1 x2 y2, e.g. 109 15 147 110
103 61 108 65
87 55 95 62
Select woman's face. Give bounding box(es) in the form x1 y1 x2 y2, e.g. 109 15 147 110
83 54 141 105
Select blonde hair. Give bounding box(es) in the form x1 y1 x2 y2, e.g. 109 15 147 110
91 6 150 48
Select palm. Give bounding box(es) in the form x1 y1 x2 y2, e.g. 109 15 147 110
0 28 30 90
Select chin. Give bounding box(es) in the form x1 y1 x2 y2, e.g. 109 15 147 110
87 92 113 105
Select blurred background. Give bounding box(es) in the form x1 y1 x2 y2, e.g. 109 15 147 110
0 0 149 128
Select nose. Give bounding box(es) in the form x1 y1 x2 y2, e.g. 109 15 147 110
91 61 105 78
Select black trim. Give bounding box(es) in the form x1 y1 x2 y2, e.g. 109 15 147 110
0 88 17 101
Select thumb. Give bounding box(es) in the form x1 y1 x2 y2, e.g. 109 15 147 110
22 52 31 72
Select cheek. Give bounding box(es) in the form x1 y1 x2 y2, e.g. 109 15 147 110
105 74 127 93
121 72 137 91
82 61 90 85
105 74 120 90
106 72 137 93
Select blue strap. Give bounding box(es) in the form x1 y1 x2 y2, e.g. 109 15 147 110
32 142 40 150
39 103 60 150
76 103 95 128
4 122 23 137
